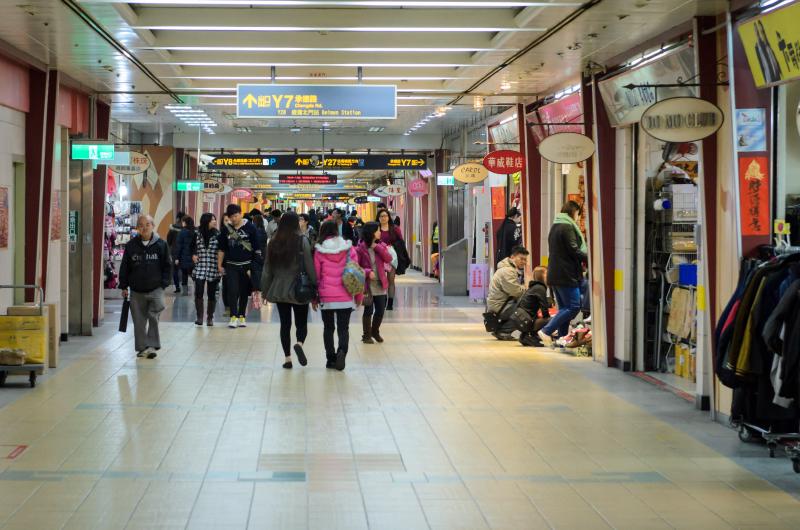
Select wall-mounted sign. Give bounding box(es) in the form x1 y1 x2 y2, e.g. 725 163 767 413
175 181 203 192
735 108 767 152
231 188 253 200
408 178 428 198
437 174 455 186
381 185 406 196
367 196 381 202
278 174 337 185
739 156 770 236
453 163 489 183
640 97 724 143
110 151 151 175
203 179 224 194
71 142 115 161
598 45 696 127
537 132 595 164
237 84 397 119
738 1 800 88
482 150 524 175
208 154 426 171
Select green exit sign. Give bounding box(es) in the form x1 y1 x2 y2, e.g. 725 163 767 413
176 181 203 192
71 142 115 161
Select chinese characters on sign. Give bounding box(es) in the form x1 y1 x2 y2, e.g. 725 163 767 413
482 150 525 175
237 84 397 119
469 264 489 301
739 156 770 236
278 174 337 185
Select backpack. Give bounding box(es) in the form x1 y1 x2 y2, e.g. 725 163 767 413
342 253 366 296
392 239 411 275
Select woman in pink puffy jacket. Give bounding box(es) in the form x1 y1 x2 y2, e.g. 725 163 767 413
313 221 363 371
355 221 393 345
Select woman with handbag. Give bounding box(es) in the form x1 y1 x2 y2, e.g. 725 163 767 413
356 221 393 344
376 208 402 310
191 213 222 327
261 212 317 369
313 221 363 371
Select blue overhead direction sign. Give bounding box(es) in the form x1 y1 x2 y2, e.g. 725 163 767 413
236 84 397 120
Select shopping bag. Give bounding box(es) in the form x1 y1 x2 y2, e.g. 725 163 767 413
119 297 130 332
251 293 263 311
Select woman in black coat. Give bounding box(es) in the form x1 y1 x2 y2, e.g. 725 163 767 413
175 216 196 294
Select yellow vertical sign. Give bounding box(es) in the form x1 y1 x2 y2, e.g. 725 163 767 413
738 1 800 88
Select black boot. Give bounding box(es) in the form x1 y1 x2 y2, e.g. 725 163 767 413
371 314 384 343
194 296 204 326
206 297 217 326
335 348 346 371
362 315 374 344
386 297 394 310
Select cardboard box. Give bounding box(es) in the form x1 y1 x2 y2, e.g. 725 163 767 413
6 304 56 367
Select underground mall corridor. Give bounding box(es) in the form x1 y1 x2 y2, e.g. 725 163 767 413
0 274 799 530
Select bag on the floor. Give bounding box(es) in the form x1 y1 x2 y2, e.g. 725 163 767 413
292 235 317 304
342 254 366 296
0 348 26 366
119 296 130 333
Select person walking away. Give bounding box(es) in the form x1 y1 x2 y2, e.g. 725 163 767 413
356 221 393 344
486 246 529 340
261 212 317 369
191 212 221 326
217 204 263 328
313 221 362 370
515 266 551 346
538 201 588 347
376 208 402 310
167 211 185 293
495 207 522 266
250 211 268 256
119 215 171 358
266 209 282 241
308 208 320 235
175 216 196 295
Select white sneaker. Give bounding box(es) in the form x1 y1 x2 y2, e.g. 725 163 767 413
537 330 553 347
228 317 238 328
238 317 247 328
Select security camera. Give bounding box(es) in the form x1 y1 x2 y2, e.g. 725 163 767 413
147 101 159 115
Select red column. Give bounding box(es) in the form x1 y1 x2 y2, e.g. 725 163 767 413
92 100 111 326
39 69 60 299
24 67 48 301
525 122 542 267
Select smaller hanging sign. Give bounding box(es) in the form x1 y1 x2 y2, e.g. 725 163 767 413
203 179 223 194
382 185 406 197
538 132 595 164
482 150 525 174
231 188 253 200
354 196 369 204
453 163 489 184
640 97 724 143
110 151 151 175
408 178 428 198
372 187 389 197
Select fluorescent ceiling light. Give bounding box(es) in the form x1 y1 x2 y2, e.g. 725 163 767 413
162 76 470 81
146 62 480 68
499 113 517 125
134 25 544 32
85 1 580 6
138 46 514 52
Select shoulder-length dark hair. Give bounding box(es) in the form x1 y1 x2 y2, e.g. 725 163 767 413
198 213 217 247
318 220 339 241
375 208 397 242
182 216 195 230
267 211 301 267
361 221 380 247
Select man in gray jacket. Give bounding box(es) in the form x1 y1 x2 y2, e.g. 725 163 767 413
486 246 529 340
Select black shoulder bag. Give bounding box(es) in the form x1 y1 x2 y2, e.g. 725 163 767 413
293 236 317 304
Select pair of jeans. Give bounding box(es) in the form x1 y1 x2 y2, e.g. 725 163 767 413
276 303 309 356
363 294 387 320
225 264 251 318
321 308 352 356
541 285 582 339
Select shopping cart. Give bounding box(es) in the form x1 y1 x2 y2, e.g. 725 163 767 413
0 284 46 388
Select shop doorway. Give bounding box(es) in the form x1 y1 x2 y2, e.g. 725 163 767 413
12 162 24 305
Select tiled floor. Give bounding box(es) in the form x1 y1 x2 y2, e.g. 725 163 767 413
1 272 800 529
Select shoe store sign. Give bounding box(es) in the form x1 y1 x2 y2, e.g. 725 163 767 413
237 84 396 119
640 97 724 143
738 0 800 88
537 132 595 164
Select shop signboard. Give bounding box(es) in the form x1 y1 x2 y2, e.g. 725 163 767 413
372 187 389 197
278 174 337 185
237 84 397 119
738 1 800 88
437 174 455 186
381 185 406 197
208 153 426 171
175 181 203 192
640 97 724 143
354 196 369 204
408 178 428 198
598 45 696 127
537 132 595 164
110 151 151 175
71 141 115 161
231 188 253 200
453 163 489 183
534 93 584 141
482 150 524 174
739 156 770 236
468 263 489 301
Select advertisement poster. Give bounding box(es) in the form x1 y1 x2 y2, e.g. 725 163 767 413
536 93 584 138
735 109 767 152
0 187 8 248
738 1 800 88
50 193 62 241
491 187 506 219
739 156 770 236
468 264 489 301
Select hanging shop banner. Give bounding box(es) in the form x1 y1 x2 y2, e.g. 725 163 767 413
453 163 489 184
735 109 768 152
537 132 595 164
110 151 151 175
482 150 525 174
738 2 800 88
639 97 724 143
208 153 426 171
408 178 428 198
372 187 389 197
381 185 406 197
231 188 253 200
533 93 584 142
237 84 397 119
278 174 337 185
598 45 696 127
739 156 770 236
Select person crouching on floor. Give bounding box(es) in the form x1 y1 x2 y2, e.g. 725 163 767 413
486 245 529 340
515 266 552 347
